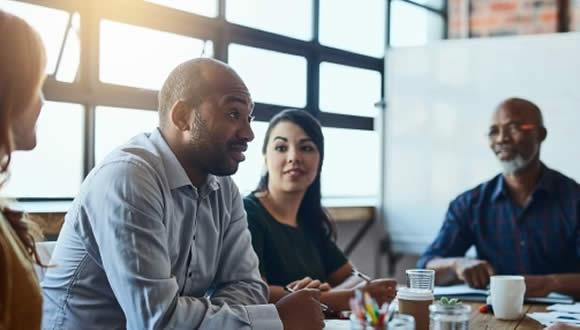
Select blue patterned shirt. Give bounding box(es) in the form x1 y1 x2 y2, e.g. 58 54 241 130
418 164 580 275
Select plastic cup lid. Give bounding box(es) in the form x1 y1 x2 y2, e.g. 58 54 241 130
397 287 434 301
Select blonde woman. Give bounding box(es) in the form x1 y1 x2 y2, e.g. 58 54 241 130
0 10 47 330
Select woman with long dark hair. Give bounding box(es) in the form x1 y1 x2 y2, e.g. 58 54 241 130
244 109 396 311
0 10 47 330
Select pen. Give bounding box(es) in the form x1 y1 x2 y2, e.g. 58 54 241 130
284 285 330 312
352 269 372 284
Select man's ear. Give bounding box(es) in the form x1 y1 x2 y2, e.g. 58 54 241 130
170 100 193 131
539 126 547 142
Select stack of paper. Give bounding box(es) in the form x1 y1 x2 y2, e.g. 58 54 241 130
433 284 575 304
548 303 580 314
527 303 580 326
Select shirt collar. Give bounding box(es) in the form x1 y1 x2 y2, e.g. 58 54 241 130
534 163 556 195
149 128 221 194
491 162 555 202
491 174 506 202
150 128 192 190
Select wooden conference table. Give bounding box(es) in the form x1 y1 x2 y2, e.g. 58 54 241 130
469 302 546 329
325 302 548 329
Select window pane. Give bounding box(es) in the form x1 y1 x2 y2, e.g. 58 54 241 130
95 106 158 164
321 127 379 199
231 121 268 196
228 44 307 107
55 12 81 82
226 0 312 40
409 0 445 10
390 0 444 47
3 102 84 198
319 0 385 57
100 20 213 90
319 62 381 117
1 0 70 74
146 0 217 17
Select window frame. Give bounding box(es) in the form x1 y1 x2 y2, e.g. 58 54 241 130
12 0 448 200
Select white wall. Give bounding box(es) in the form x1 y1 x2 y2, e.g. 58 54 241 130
384 32 580 254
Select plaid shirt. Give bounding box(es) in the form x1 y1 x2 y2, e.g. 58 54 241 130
418 164 580 275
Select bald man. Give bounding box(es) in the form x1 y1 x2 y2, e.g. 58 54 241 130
42 59 324 330
418 98 580 299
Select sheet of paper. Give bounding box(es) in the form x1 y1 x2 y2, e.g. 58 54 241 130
434 284 488 296
324 319 350 330
547 303 580 314
527 312 580 326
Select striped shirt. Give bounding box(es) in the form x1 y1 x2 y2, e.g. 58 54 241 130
418 164 580 275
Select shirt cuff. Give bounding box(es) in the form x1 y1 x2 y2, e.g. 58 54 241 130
416 254 433 269
244 304 283 330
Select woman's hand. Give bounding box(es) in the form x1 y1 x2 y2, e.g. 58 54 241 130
363 279 397 305
288 277 332 291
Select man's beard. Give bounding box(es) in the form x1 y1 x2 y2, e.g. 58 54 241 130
498 154 532 175
189 111 240 176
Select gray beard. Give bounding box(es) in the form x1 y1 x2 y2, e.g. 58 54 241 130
499 154 532 175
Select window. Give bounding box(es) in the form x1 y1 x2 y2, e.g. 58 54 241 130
94 106 158 164
145 0 217 17
319 0 386 57
390 0 445 47
226 0 312 40
99 20 213 90
321 127 379 199
3 102 84 198
319 62 381 117
228 44 307 107
55 12 81 82
408 0 445 10
3 0 383 203
231 121 269 195
1 0 79 78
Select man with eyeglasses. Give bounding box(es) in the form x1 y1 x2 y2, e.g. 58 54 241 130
418 98 580 299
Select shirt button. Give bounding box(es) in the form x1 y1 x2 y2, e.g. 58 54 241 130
193 235 196 240
188 272 192 277
520 240 525 247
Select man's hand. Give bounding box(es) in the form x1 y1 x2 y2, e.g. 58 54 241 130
288 277 331 292
275 289 324 330
454 259 495 289
362 279 397 305
525 275 555 297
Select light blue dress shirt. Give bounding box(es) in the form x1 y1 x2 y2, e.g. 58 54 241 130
42 128 282 330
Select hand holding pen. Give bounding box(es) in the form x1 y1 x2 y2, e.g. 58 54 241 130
352 269 397 304
284 285 331 312
352 268 372 284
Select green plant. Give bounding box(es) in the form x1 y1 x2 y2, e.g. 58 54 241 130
439 297 461 305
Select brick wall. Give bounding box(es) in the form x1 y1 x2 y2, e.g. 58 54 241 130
575 0 580 30
448 0 570 38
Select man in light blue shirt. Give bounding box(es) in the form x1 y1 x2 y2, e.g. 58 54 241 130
42 58 324 330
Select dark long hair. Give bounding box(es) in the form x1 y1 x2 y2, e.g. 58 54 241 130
254 109 336 240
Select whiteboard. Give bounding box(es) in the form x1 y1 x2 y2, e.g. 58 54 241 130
383 32 580 254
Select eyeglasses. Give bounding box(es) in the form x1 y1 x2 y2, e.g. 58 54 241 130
487 123 538 139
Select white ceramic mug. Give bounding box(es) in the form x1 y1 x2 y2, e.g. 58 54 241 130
490 275 526 320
